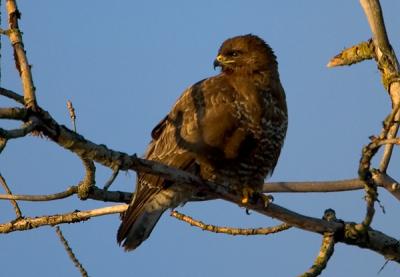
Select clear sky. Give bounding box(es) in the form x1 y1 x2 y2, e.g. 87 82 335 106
1 1 400 276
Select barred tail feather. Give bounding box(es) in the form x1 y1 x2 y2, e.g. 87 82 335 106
117 208 165 251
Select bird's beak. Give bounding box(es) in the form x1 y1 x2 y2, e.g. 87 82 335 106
213 54 234 70
213 55 224 70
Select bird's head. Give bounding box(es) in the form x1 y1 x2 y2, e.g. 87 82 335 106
213 34 277 74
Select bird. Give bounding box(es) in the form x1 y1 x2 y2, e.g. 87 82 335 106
117 34 288 251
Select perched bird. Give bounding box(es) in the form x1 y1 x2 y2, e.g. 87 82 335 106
117 34 288 251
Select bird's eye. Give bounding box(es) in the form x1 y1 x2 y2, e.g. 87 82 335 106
228 51 239 57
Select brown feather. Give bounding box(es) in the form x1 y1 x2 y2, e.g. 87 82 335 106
117 34 288 250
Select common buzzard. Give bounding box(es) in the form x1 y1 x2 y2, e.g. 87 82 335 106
117 34 288 251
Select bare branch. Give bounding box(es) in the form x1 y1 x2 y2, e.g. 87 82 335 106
299 233 335 277
263 179 364 193
360 0 393 56
55 226 89 277
0 107 27 120
0 137 6 153
103 166 120 191
372 171 400 200
379 104 400 171
0 87 24 104
0 204 127 233
327 40 375 67
0 173 22 217
0 119 38 139
77 157 95 200
360 0 400 172
66 100 76 132
0 185 132 204
171 210 291 236
5 0 38 110
0 186 78 201
88 186 132 203
299 209 336 277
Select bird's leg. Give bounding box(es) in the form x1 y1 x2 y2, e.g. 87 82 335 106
241 186 273 207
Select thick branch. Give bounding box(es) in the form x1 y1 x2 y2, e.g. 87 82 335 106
0 87 398 261
6 0 38 110
360 0 400 172
327 40 375 67
0 87 24 104
0 107 27 120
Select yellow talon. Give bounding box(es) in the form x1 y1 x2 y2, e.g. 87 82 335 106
260 193 273 207
241 186 273 207
241 187 254 204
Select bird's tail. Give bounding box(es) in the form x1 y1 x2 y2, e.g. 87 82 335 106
117 207 165 251
117 184 167 251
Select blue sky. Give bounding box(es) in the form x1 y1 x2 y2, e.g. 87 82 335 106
1 1 400 276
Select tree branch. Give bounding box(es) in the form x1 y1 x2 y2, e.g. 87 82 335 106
55 226 89 277
0 87 24 104
327 40 375 67
170 210 292 235
5 0 38 110
0 204 127 233
360 0 400 172
0 107 27 120
0 118 38 139
0 173 22 218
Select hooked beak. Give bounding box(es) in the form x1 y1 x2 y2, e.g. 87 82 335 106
213 54 234 70
214 54 233 70
213 55 223 70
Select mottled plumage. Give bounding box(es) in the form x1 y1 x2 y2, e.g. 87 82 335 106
117 34 288 251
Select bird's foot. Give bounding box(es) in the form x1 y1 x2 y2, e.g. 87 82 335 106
241 187 273 207
241 187 254 204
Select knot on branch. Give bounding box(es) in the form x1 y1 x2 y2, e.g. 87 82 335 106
344 223 368 242
7 28 23 46
77 159 96 200
377 50 400 90
322 208 337 222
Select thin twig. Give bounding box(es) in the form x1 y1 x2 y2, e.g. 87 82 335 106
0 173 22 217
55 226 88 277
0 186 78 201
0 185 133 204
66 100 76 132
0 204 127 233
103 166 120 190
379 104 400 171
171 210 291 236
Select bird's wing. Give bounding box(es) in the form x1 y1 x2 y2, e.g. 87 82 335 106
118 75 248 244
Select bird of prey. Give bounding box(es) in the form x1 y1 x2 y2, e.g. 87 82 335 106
117 34 288 251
